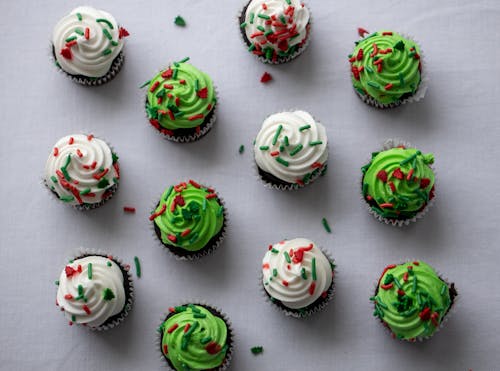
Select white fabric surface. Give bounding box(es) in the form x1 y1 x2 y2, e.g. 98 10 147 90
1 0 499 370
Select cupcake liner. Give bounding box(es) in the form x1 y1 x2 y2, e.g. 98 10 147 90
57 248 134 331
42 133 120 210
49 42 125 86
353 32 428 109
360 138 436 227
259 246 336 318
156 302 234 370
149 182 228 261
252 109 328 191
371 260 457 342
237 0 312 65
142 65 218 143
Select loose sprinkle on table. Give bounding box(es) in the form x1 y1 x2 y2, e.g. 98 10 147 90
123 206 136 213
239 145 245 154
174 15 186 27
251 346 263 355
134 256 141 278
322 218 332 233
260 72 272 83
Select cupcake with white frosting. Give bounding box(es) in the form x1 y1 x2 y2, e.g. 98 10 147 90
262 238 335 317
253 110 328 190
51 6 129 85
44 134 120 210
239 0 311 64
55 254 134 330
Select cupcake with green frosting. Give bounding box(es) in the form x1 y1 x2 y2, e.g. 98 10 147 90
158 304 233 371
361 140 436 226
371 261 457 341
349 30 426 108
143 57 217 142
150 180 226 260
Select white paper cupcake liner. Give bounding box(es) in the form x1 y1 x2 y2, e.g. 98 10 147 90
57 248 134 331
237 0 312 65
142 65 218 143
371 260 457 342
49 42 125 86
155 302 234 370
149 181 228 261
360 138 436 227
41 133 120 211
259 246 336 318
352 32 428 109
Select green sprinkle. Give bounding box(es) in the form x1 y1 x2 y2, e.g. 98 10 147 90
399 73 405 87
258 14 271 20
193 313 206 318
174 15 186 26
272 125 283 145
175 306 187 312
173 69 178 79
264 30 274 36
271 248 279 254
60 195 74 202
189 233 199 244
276 157 289 167
249 13 255 24
248 44 256 52
87 263 92 280
185 321 199 337
65 36 77 43
78 285 84 297
134 256 141 278
111 40 119 46
240 22 247 28
76 13 82 21
50 175 58 184
312 258 317 280
97 177 110 188
322 218 331 233
55 280 59 286
272 268 277 277
200 337 212 344
217 205 224 217
376 298 388 309
362 183 369 195
400 153 417 165
440 284 447 295
257 25 265 32
107 261 112 267
367 81 380 89
393 278 402 289
102 49 112 56
301 268 307 280
279 145 285 152
299 124 311 132
239 145 245 154
103 28 112 40
194 79 199 92
102 288 115 301
289 144 303 156
309 141 323 146
96 18 114 29
280 14 287 24
74 28 84 36
283 136 289 146
394 40 405 51
71 315 76 322
285 0 291 4
251 346 263 355
284 251 291 264
139 80 150 89
202 199 207 211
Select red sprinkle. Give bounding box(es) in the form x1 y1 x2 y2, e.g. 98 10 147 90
358 27 369 37
167 234 177 243
64 294 73 300
382 31 393 36
189 180 201 188
431 312 439 327
87 134 94 141
205 193 217 199
181 229 191 237
179 79 186 85
184 323 191 333
167 323 178 334
270 151 280 157
68 137 74 145
65 40 77 48
92 168 109 180
163 344 168 354
388 182 396 192
379 203 394 208
292 244 313 264
53 147 59 157
309 282 316 295
419 307 431 321
397 289 405 296
205 342 222 355
282 280 289 287
262 3 267 9
311 162 322 169
188 114 204 121
82 305 91 315
403 272 409 282
262 263 270 269
406 168 415 181
420 178 431 189
85 27 90 40
175 97 180 106
385 83 393 90
161 69 173 79
123 206 136 213
149 81 160 92
197 87 208 98
163 84 174 89
76 149 83 158
260 72 272 83
118 27 130 39
370 43 378 57
65 266 76 277
380 283 394 290
392 168 404 179
60 47 72 59
149 204 167 220
356 48 364 61
377 170 388 182
413 261 420 265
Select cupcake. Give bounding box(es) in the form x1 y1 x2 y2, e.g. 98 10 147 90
262 238 335 318
158 304 233 370
150 180 226 260
44 134 120 210
144 57 217 142
239 0 311 64
52 6 129 85
349 30 424 108
254 110 328 190
55 254 134 330
371 260 457 341
361 141 435 226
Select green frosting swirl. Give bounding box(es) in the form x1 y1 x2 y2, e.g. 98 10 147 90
145 58 216 131
161 304 228 371
152 181 224 252
361 147 435 219
349 31 422 104
371 261 451 340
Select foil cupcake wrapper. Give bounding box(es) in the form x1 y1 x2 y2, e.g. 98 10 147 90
57 248 135 331
259 244 336 318
141 64 218 143
42 133 120 210
371 260 457 342
49 41 125 86
360 138 436 227
156 302 234 370
149 181 228 261
237 0 312 65
351 32 428 109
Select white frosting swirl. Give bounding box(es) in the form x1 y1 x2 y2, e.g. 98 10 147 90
56 256 126 328
45 134 119 206
52 6 124 77
262 238 333 309
254 111 328 184
244 0 310 53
